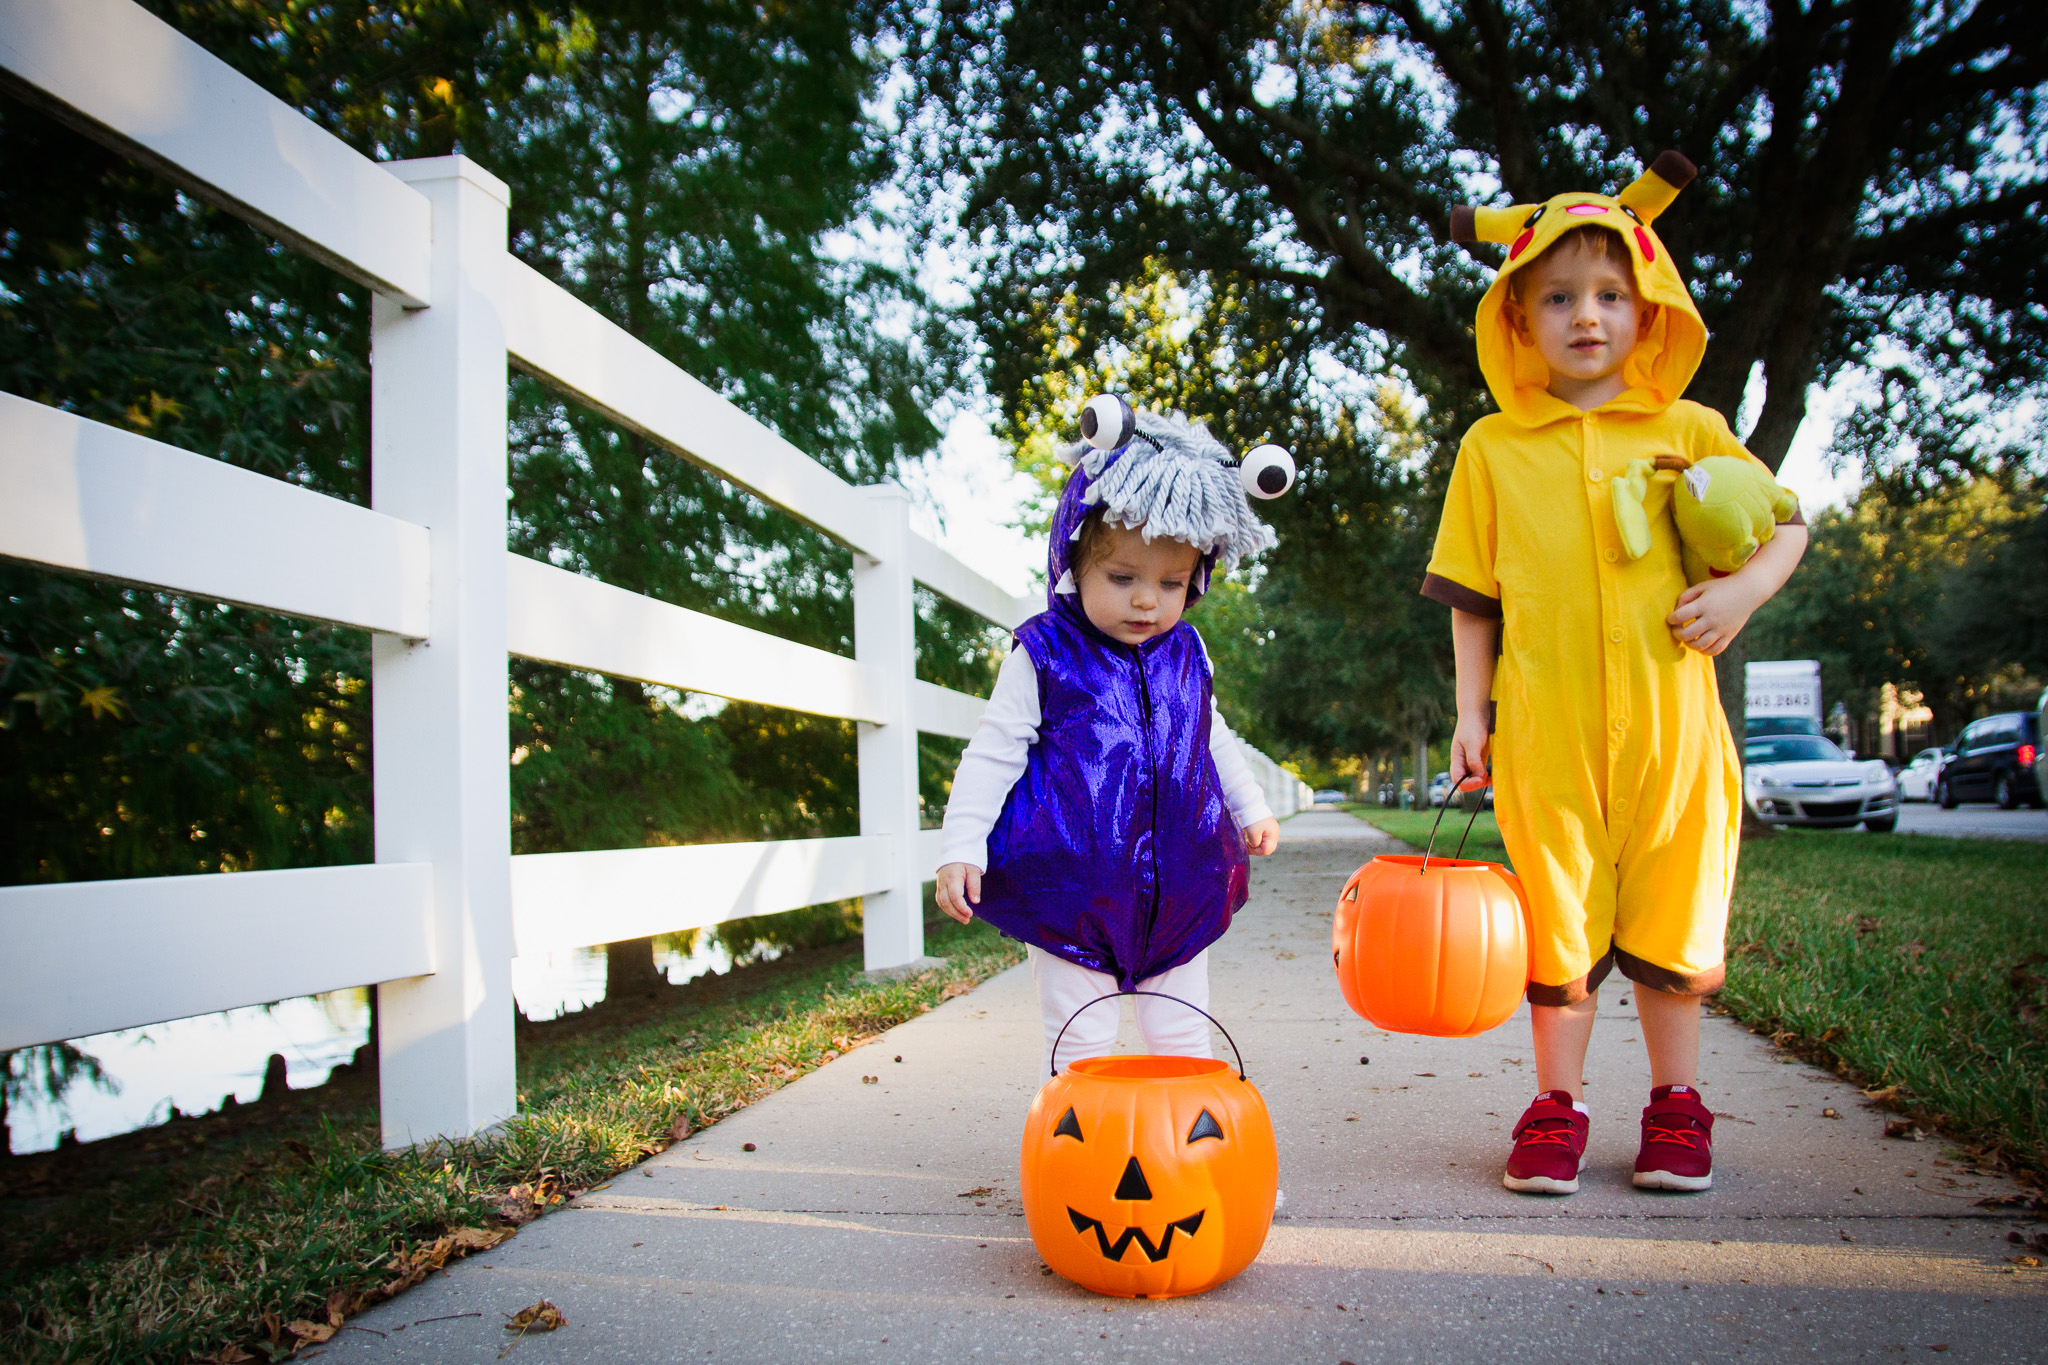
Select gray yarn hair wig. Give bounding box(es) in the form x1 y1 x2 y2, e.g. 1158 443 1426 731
1065 410 1278 571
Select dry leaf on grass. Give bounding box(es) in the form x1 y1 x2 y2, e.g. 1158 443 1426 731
449 1225 512 1251
1884 1119 1926 1141
285 1319 337 1343
940 982 973 1001
197 1347 255 1363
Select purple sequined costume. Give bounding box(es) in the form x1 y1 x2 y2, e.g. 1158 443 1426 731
971 459 1250 990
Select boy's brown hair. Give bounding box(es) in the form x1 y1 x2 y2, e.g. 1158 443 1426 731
1506 224 1637 300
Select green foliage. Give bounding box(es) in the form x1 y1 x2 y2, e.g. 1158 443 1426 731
3 1 985 950
1746 475 2046 734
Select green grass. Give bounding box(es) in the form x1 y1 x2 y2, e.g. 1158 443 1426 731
0 913 1024 1364
1354 804 2047 1178
1718 832 2048 1174
1345 803 1513 868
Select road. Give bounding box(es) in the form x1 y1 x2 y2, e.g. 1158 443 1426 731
1885 802 2048 841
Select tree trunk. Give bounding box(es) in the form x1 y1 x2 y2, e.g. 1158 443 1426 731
1413 730 1430 808
604 936 667 1002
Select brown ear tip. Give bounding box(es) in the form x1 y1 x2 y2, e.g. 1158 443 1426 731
1449 205 1478 242
1650 150 1697 188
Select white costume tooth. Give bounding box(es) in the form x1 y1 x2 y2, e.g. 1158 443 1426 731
1053 569 1077 595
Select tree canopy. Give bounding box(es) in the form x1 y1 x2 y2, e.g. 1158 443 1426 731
904 0 2048 763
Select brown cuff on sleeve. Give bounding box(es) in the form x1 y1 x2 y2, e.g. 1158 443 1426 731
1779 506 1805 526
1527 948 1615 1007
1420 573 1503 619
1613 945 1725 997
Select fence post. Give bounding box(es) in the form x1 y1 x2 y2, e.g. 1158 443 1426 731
368 156 517 1148
853 485 932 974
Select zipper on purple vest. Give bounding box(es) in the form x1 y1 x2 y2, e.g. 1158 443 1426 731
1133 643 1163 954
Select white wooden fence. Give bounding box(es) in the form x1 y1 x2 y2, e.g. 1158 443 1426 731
0 0 1307 1149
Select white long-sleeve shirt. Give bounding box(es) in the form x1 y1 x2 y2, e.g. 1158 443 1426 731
938 640 1276 872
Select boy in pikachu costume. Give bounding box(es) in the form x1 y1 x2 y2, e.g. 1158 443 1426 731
1424 152 1807 1194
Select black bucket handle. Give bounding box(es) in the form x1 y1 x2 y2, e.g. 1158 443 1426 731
1048 990 1247 1081
1419 775 1493 874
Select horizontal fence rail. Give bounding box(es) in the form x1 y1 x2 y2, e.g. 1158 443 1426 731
0 0 432 304
510 830 946 957
0 864 433 1051
0 393 432 636
506 553 888 723
0 0 1305 1150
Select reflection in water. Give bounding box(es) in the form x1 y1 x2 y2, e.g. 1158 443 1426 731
8 929 775 1154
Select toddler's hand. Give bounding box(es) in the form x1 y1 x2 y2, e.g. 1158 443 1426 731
1667 577 1763 657
1242 817 1280 857
934 862 980 925
1447 712 1491 790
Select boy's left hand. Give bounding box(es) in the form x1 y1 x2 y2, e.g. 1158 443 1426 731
1242 817 1280 857
1667 576 1763 657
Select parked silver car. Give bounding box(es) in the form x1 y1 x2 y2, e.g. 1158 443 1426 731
1744 734 1898 832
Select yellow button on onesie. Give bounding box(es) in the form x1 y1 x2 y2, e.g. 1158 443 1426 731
1423 156 1796 1005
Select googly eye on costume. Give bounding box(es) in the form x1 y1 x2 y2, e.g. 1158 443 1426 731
1238 444 1295 499
1079 394 1137 451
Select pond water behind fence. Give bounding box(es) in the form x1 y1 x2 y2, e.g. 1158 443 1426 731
8 935 762 1154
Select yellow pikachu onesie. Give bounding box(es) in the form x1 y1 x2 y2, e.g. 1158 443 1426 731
1423 152 1801 1004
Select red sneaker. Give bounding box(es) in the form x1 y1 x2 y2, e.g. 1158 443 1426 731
1502 1090 1589 1194
1633 1084 1715 1191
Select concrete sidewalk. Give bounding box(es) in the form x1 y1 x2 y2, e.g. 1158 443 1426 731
321 811 2044 1362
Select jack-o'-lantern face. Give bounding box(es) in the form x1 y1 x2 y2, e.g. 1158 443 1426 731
1019 1056 1276 1298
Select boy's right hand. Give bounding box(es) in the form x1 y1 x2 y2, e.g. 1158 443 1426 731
1446 713 1492 792
935 862 981 925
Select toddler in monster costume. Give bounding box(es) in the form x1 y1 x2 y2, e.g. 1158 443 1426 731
935 398 1292 1073
1425 152 1807 1193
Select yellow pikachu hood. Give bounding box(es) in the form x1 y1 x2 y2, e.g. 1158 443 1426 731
1451 150 1703 426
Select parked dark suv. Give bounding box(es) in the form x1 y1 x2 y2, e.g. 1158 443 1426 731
1936 711 2043 810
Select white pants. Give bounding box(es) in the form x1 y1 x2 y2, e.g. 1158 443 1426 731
1029 946 1211 1076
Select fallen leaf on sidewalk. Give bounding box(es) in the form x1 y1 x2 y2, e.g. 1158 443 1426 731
1885 1120 1926 1141
940 982 973 1000
957 1187 994 1198
504 1300 566 1333
285 1320 336 1344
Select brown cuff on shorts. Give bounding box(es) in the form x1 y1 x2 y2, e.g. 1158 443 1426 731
1613 945 1725 997
1420 573 1502 619
1527 947 1615 1007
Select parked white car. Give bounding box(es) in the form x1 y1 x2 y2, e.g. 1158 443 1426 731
1744 734 1898 832
1894 746 1946 802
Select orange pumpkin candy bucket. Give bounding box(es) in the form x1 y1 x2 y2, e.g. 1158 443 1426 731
1332 781 1533 1037
1019 993 1277 1299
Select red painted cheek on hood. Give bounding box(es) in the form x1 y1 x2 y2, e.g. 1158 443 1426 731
1508 228 1534 260
1635 226 1657 263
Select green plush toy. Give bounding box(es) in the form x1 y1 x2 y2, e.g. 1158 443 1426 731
1612 455 1799 584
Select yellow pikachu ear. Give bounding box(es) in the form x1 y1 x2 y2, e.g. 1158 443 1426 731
1450 203 1538 245
1616 150 1696 225
1611 460 1659 560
